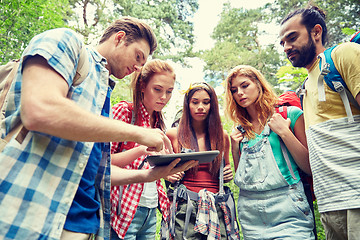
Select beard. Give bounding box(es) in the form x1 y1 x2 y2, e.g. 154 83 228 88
288 35 317 68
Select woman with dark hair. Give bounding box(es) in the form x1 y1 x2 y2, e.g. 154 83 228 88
165 82 240 240
225 65 314 239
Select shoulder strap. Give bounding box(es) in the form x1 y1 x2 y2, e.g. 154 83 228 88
0 60 23 152
275 105 288 119
0 60 20 111
318 47 360 123
73 45 89 86
274 106 297 180
1 44 90 151
296 77 307 109
218 157 225 194
350 31 360 43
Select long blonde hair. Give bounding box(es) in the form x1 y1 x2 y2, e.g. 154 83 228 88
224 65 277 139
130 59 175 131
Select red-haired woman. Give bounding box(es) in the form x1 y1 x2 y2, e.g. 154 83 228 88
110 59 182 240
225 65 314 239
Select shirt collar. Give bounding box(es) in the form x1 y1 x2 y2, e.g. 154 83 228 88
88 46 115 88
139 103 160 128
89 46 107 66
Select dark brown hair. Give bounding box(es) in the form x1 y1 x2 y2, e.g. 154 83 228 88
281 4 327 46
99 16 157 54
177 82 224 176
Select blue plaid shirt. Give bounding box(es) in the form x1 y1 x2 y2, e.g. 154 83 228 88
0 28 112 240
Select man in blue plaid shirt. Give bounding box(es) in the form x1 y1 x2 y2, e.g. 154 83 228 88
0 17 181 240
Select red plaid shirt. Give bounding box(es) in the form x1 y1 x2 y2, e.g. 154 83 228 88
110 101 170 239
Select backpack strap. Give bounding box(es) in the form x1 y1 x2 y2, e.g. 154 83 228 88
275 106 297 180
218 155 225 195
0 60 21 152
1 45 89 152
0 60 20 111
317 50 332 102
318 48 360 123
167 184 197 239
215 158 239 236
296 77 307 109
73 45 89 85
275 105 288 119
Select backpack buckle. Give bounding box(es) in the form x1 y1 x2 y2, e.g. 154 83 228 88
296 88 306 98
333 81 345 92
320 63 330 76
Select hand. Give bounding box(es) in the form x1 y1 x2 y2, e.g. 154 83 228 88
223 165 233 183
166 171 185 183
268 113 291 137
140 128 174 153
147 158 198 182
230 127 244 154
138 145 151 155
148 144 173 156
230 128 244 145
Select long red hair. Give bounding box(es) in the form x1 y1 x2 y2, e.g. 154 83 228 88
225 65 277 139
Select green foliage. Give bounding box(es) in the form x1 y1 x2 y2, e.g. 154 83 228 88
1 0 198 66
267 0 360 47
110 76 132 106
84 0 199 63
0 0 71 64
200 3 281 88
342 27 357 37
276 59 308 90
314 200 326 240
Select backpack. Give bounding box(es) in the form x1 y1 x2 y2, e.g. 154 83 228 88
297 30 360 122
0 45 89 152
162 159 240 240
276 91 315 199
276 91 318 239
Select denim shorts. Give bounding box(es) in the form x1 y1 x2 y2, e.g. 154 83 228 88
111 206 157 240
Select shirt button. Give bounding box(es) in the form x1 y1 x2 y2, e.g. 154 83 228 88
79 162 85 168
298 197 304 201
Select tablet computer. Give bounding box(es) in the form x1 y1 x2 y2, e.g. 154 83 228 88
146 150 220 167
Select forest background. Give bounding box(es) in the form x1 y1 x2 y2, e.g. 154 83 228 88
1 0 359 239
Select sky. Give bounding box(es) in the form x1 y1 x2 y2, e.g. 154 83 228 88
193 0 276 51
163 0 278 127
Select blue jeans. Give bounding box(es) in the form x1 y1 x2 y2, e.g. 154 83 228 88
111 206 157 240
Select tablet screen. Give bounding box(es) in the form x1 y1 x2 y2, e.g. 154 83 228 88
146 150 220 167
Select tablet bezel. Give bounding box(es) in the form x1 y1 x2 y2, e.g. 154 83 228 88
146 150 220 167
